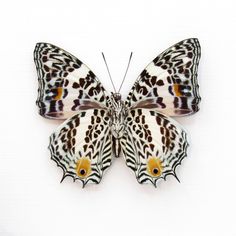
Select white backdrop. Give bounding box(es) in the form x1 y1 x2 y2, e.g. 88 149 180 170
0 0 235 235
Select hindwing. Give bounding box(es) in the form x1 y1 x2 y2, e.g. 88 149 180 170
49 109 112 187
121 109 188 186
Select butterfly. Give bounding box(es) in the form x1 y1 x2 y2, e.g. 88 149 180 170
34 38 201 187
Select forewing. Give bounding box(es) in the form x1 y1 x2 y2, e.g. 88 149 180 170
125 38 201 116
34 43 108 119
121 109 188 187
49 109 112 187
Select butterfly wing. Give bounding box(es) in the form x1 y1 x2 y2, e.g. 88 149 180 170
34 43 108 119
49 109 112 187
125 38 201 116
121 109 188 187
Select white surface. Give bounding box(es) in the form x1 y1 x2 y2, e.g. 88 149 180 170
0 0 235 235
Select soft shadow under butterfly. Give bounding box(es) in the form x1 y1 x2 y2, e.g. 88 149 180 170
34 38 201 188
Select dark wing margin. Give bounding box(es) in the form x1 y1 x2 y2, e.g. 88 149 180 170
125 38 201 116
34 43 108 119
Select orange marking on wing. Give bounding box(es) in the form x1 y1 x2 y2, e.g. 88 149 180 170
173 84 182 97
75 157 91 179
147 157 163 177
54 87 63 100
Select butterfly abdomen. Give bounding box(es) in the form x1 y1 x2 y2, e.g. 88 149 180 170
112 136 121 158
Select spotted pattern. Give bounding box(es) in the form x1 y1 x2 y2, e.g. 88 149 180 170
49 109 112 187
121 109 188 186
34 43 108 119
35 39 201 188
125 38 201 116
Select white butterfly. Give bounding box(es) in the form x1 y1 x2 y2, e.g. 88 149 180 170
34 38 201 187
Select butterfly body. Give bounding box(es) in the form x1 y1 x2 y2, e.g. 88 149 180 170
107 93 127 157
34 38 201 187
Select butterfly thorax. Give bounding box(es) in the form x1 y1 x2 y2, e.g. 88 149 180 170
108 93 127 157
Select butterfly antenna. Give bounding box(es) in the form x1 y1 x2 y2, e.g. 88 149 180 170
101 52 117 93
118 52 133 93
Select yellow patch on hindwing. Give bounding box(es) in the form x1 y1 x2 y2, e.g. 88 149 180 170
147 157 163 177
75 157 91 178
